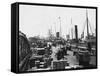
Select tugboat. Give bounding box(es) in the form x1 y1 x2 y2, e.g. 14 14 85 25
75 9 96 67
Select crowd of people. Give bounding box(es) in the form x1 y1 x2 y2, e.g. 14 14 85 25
30 39 69 61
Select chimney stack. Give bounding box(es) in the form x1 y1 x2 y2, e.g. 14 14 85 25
75 25 78 42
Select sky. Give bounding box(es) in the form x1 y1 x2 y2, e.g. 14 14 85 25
19 5 96 39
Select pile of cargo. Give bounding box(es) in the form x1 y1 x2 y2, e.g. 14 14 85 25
51 60 68 70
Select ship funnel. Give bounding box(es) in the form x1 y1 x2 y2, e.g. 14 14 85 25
75 25 78 42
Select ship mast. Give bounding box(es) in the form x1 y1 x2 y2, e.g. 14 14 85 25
81 9 93 40
86 9 89 39
71 28 73 39
58 16 62 37
71 18 73 39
